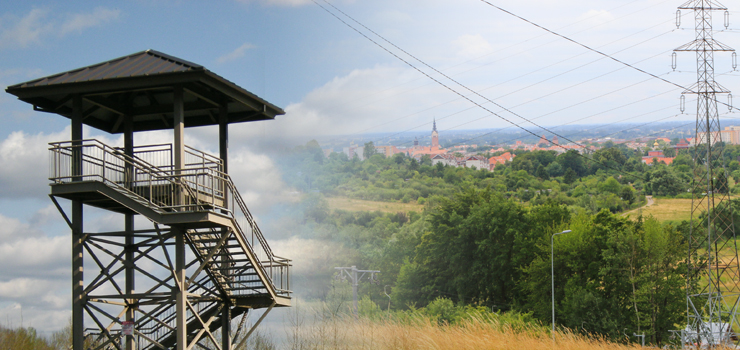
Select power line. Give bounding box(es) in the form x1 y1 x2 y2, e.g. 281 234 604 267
327 0 668 123
322 2 691 150
312 0 583 151
477 0 690 92
311 1 732 181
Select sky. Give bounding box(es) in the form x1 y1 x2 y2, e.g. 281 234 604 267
0 0 739 336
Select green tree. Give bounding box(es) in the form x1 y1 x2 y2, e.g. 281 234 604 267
536 164 549 180
563 167 577 184
546 161 564 177
519 212 687 343
557 150 586 176
650 167 686 196
621 186 635 205
598 176 621 195
363 141 376 160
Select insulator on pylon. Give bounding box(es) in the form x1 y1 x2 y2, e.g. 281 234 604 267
725 11 730 29
672 52 677 71
733 52 737 71
676 10 681 28
729 94 733 111
680 95 686 113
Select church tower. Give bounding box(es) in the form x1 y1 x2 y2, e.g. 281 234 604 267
431 119 439 149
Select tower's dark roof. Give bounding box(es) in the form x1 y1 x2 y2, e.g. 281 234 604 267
5 49 285 133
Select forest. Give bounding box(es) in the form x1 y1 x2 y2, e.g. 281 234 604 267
272 139 740 346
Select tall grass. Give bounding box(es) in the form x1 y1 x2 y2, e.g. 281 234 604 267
285 309 643 350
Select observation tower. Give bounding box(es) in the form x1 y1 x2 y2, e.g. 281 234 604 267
6 50 291 350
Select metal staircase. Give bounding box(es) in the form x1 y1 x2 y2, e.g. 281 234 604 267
49 139 290 350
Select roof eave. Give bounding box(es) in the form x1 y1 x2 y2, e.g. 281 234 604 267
5 71 205 100
201 71 285 117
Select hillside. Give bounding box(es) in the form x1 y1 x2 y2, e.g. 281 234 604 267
274 140 740 346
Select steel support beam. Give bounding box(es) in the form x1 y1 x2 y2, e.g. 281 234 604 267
124 115 135 350
219 103 228 176
173 85 185 207
72 94 85 350
221 307 231 350
219 102 232 350
175 229 187 350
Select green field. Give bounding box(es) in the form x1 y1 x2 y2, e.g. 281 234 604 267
628 198 692 222
326 197 423 213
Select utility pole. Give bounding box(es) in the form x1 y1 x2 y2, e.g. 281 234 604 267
334 266 380 317
674 0 740 347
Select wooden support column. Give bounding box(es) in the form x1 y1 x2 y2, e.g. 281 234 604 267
124 115 135 350
175 228 187 350
71 94 84 350
173 85 185 208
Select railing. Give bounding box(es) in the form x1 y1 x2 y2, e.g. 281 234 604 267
49 139 290 297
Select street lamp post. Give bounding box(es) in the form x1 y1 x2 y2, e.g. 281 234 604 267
551 229 571 335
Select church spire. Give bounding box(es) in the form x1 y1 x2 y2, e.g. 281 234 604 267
433 118 437 132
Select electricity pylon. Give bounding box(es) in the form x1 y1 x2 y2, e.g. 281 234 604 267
334 266 380 316
674 0 740 346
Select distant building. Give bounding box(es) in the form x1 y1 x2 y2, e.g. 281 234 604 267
674 139 690 151
431 154 461 167
343 143 364 160
537 134 549 146
489 152 514 170
721 126 740 144
642 150 675 165
464 155 489 170
431 119 439 149
375 145 401 157
410 119 448 158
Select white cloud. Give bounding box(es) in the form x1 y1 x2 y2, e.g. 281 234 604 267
270 237 349 275
0 7 120 49
217 43 256 64
59 7 121 36
0 214 39 242
228 146 294 208
228 64 450 145
0 128 69 199
0 206 70 333
0 8 51 48
453 34 494 59
577 9 615 27
0 234 69 280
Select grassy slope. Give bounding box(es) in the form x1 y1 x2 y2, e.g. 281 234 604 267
633 198 692 222
325 197 423 213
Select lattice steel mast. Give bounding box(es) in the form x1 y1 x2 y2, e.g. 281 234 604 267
674 0 740 346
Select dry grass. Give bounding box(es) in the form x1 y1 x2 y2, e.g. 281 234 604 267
285 315 642 350
628 198 692 222
325 197 423 213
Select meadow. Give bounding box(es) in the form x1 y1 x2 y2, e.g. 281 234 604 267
628 198 692 222
325 197 423 213
281 314 646 350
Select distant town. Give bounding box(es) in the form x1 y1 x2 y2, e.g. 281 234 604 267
328 121 740 171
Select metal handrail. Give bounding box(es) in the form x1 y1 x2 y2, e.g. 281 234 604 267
49 139 290 296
